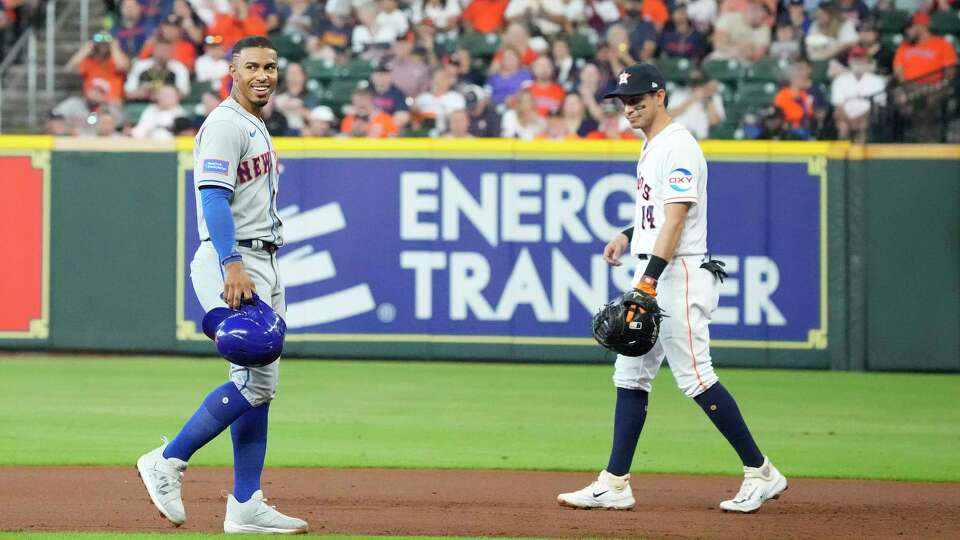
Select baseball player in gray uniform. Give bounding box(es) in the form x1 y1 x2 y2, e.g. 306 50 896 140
557 63 787 513
136 36 307 534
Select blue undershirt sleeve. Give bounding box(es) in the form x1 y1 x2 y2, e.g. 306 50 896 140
200 186 241 266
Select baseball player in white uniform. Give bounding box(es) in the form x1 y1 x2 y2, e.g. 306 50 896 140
136 36 307 534
557 63 788 513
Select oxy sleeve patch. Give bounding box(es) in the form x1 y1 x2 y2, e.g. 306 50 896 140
203 159 231 175
667 167 695 193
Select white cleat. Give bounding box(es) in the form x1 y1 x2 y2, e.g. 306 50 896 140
557 470 636 510
720 456 788 513
135 437 188 526
224 490 309 534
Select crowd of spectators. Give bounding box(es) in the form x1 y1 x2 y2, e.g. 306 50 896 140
47 0 960 141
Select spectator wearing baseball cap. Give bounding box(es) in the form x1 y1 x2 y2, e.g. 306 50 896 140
463 85 502 137
341 86 399 138
893 11 958 85
371 62 412 130
304 106 337 137
831 46 886 142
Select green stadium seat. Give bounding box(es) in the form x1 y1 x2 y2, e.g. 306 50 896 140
186 80 213 103
303 59 338 82
459 32 499 58
810 60 830 85
268 31 307 63
344 58 375 79
708 122 743 140
877 10 910 33
881 32 904 51
701 58 744 83
723 98 752 125
737 81 778 107
325 79 363 105
657 57 693 84
568 32 597 59
123 102 150 124
744 56 788 83
932 10 960 36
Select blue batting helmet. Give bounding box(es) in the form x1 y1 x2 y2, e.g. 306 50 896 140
201 296 286 367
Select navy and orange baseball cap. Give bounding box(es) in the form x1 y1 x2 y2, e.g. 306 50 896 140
604 63 666 99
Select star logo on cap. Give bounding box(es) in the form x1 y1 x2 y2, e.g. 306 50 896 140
651 82 658 88
618 72 630 86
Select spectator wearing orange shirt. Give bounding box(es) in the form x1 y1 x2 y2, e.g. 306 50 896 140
773 64 814 130
528 56 566 116
207 0 268 51
462 0 510 33
65 32 131 103
894 11 958 85
139 15 198 71
341 86 399 138
640 0 670 30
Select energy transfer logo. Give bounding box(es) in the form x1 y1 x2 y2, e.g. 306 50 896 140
276 202 376 329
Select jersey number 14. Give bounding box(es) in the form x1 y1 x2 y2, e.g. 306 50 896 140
639 205 656 230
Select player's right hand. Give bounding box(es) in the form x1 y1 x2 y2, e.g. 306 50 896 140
602 232 630 267
223 261 256 310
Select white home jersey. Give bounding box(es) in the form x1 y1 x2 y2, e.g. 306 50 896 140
193 97 283 245
631 122 708 256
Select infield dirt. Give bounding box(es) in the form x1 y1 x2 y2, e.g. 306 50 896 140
1 467 957 539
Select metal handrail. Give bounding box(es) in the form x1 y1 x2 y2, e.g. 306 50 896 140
0 0 85 133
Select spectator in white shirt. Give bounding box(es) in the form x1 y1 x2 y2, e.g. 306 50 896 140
131 85 187 139
831 46 886 142
686 0 719 32
805 1 858 62
352 3 400 53
415 70 467 134
667 70 726 140
412 0 462 35
124 38 191 101
377 0 410 38
501 88 547 139
505 0 586 37
194 34 230 89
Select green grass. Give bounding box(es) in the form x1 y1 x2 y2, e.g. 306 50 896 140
0 354 958 481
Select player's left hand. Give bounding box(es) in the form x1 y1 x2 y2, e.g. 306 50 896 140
223 261 256 310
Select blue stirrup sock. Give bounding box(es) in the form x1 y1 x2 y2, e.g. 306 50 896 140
231 403 269 503
163 382 253 462
694 382 765 468
606 387 649 477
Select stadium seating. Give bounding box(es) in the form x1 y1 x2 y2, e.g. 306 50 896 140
877 10 910 33
702 58 744 83
657 57 693 84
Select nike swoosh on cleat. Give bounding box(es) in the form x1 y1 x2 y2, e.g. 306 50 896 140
592 491 609 498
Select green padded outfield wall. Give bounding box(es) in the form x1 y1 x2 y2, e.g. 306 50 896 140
0 137 955 372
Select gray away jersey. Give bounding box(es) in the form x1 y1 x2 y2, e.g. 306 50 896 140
193 97 283 245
